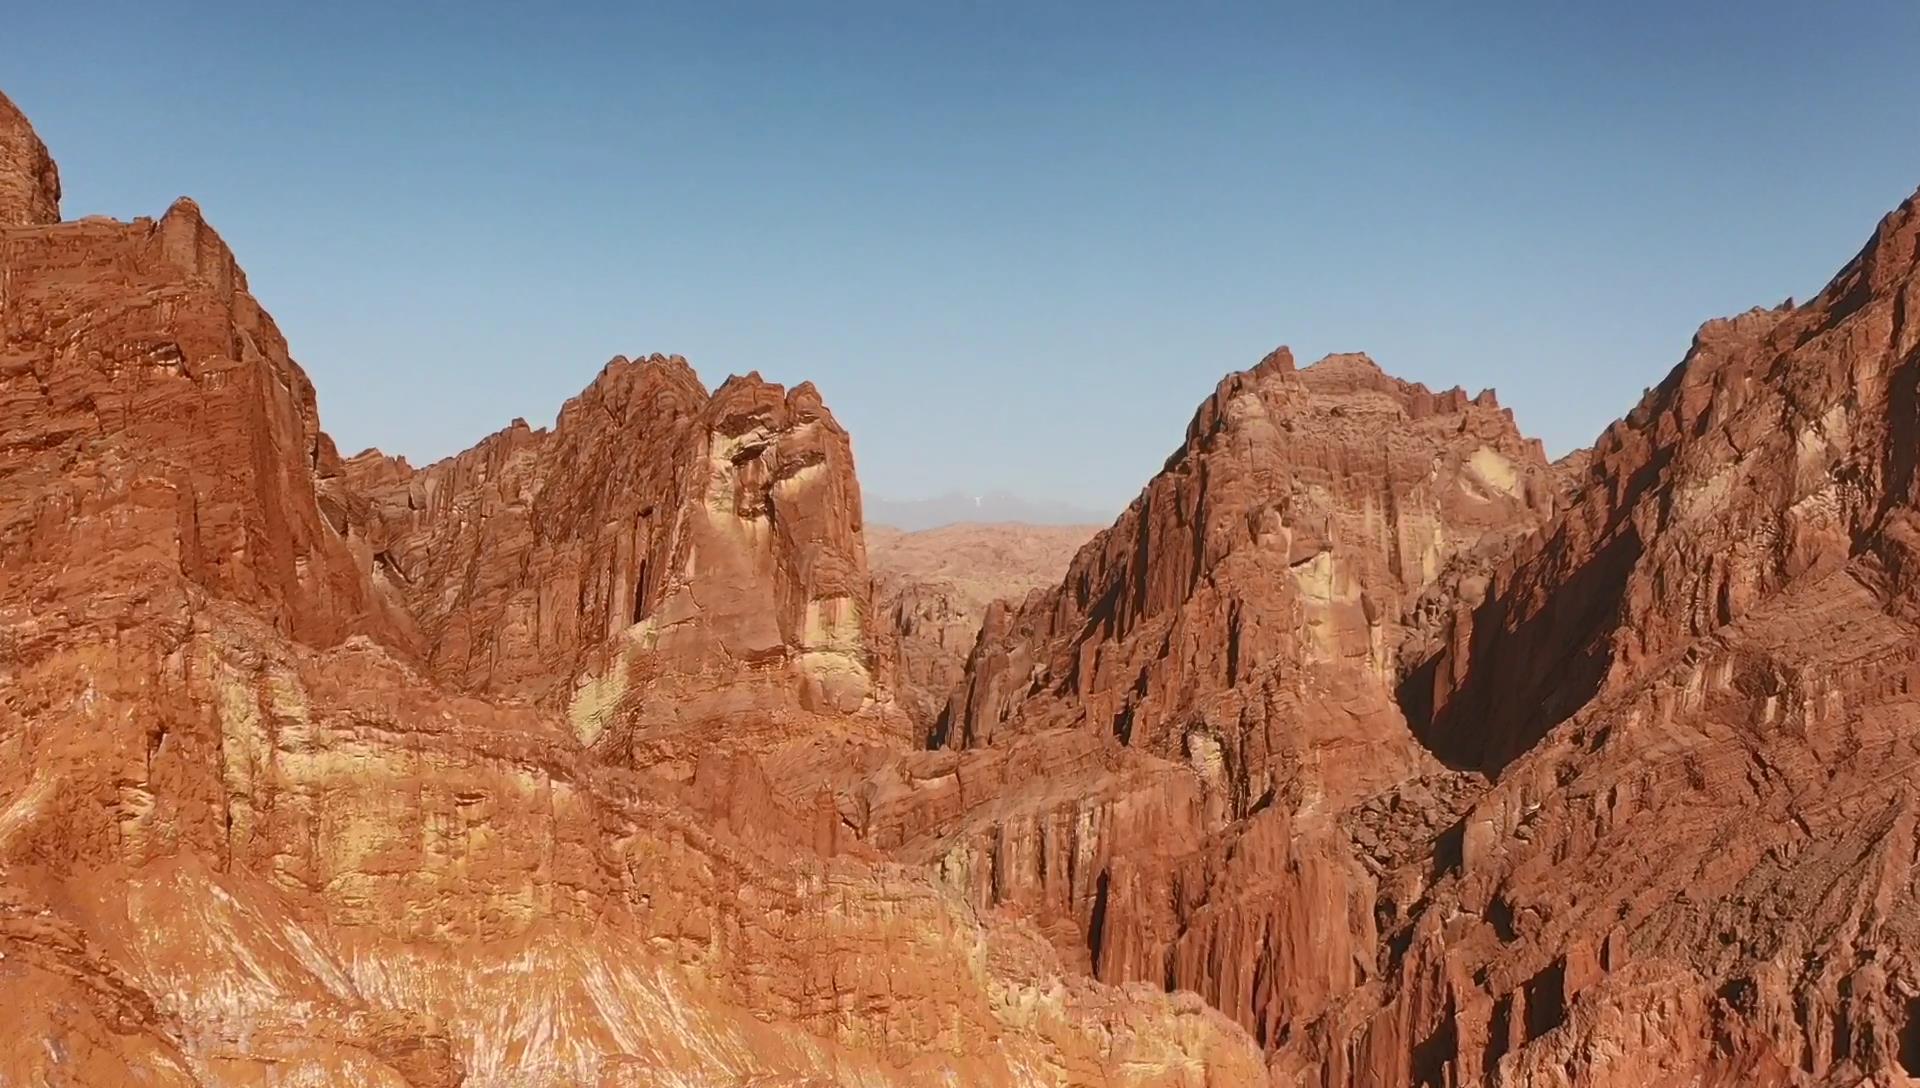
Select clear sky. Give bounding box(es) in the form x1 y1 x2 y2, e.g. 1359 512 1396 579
9 3 1920 515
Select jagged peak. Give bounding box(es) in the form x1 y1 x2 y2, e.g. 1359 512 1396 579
162 194 204 220
786 380 827 414
1829 183 1920 302
0 88 60 227
1297 352 1514 422
1297 351 1425 400
1597 185 1920 466
1252 345 1296 375
711 369 849 437
1301 351 1385 375
1170 345 1546 489
147 194 258 306
554 353 708 434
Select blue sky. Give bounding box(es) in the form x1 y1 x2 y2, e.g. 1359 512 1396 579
8 3 1919 514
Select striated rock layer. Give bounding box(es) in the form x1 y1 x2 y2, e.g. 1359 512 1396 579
941 348 1556 770
1330 186 1920 1087
338 353 905 780
892 349 1561 1058
923 185 1920 1087
0 92 1265 1086
0 90 59 227
16 76 1920 1088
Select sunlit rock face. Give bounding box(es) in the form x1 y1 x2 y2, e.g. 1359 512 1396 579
341 355 902 778
1338 187 1920 1088
942 346 1555 773
0 90 58 227
926 183 1920 1086
15 71 1920 1088
891 346 1559 1057
0 92 1267 1087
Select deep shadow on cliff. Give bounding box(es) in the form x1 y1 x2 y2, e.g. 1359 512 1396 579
11 78 1920 1087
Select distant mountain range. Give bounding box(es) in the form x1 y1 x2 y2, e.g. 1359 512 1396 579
864 490 1112 531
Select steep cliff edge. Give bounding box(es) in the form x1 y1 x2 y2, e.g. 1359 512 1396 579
16 73 1920 1086
1333 187 1920 1086
0 90 59 227
1409 191 1920 775
878 348 1559 1055
941 349 1555 786
338 355 906 779
920 185 1920 1086
0 92 1267 1087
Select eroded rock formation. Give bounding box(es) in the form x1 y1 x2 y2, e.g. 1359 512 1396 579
339 356 903 779
921 186 1920 1086
1339 186 1920 1087
886 349 1560 1058
14 76 1920 1088
0 94 1265 1087
0 90 59 227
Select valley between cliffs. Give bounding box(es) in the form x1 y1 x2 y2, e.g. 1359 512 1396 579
8 84 1920 1088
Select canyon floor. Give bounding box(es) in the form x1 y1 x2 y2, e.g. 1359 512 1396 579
7 86 1920 1087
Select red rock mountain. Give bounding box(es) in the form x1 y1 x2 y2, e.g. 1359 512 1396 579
876 349 1561 1057
0 90 59 227
10 79 1920 1088
0 93 1265 1086
337 356 903 782
1350 188 1920 1086
917 188 1920 1086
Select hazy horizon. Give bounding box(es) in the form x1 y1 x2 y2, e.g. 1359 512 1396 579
8 2 1920 511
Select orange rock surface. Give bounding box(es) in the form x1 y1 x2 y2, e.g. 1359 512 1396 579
12 78 1920 1088
0 90 58 227
0 93 1265 1087
913 349 1560 1059
1351 188 1920 1087
921 184 1920 1085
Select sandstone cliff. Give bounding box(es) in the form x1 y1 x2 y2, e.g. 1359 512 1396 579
0 92 1266 1087
1334 186 1920 1086
0 90 59 227
922 186 1920 1086
15 74 1920 1088
867 349 1559 1058
338 355 906 781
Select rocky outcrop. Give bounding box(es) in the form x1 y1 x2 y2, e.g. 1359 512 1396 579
901 349 1559 1058
1408 192 1920 775
339 357 903 776
1331 186 1920 1086
0 196 418 658
941 350 1554 779
0 90 59 227
19 74 1920 1088
0 91 1266 1087
918 183 1920 1085
868 522 1097 733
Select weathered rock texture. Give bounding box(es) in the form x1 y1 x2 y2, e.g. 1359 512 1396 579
924 186 1920 1087
1337 186 1920 1087
895 350 1559 1058
868 521 1098 733
338 355 905 779
16 77 1920 1088
0 90 59 227
0 93 1265 1086
941 349 1554 766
